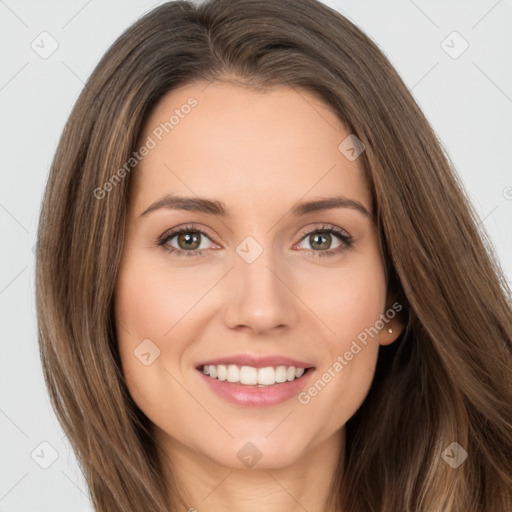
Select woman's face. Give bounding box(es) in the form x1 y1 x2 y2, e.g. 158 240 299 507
114 81 400 469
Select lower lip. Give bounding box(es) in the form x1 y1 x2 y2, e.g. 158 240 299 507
197 368 315 407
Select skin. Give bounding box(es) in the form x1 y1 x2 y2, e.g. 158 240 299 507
114 80 403 512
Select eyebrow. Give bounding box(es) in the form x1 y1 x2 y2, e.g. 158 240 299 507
138 194 372 219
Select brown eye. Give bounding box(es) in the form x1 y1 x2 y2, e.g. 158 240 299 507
295 226 353 258
175 231 202 251
158 226 215 257
308 232 334 251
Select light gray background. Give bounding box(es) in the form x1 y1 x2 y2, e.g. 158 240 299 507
1 0 511 510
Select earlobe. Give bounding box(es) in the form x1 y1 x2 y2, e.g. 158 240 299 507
379 319 404 345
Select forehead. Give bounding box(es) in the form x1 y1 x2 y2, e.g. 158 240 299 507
130 81 370 216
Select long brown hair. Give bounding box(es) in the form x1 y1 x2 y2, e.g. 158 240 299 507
35 0 512 510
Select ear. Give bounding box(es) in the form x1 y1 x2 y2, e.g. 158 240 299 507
378 298 405 346
379 318 404 345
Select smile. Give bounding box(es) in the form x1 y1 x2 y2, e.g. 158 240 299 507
201 364 308 386
197 364 315 407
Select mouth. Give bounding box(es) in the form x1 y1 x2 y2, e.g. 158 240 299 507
196 364 314 387
194 354 316 406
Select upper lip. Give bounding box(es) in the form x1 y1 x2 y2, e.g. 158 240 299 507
196 354 315 369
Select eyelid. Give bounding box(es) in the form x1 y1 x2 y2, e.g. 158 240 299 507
158 223 219 245
295 223 351 242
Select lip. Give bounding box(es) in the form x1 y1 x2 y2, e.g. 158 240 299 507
195 353 314 369
196 365 316 408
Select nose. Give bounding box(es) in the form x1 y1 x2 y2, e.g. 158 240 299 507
223 246 299 335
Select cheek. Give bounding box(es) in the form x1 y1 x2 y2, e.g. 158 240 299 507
114 251 217 408
114 260 187 427
114 257 177 386
297 253 386 425
308 253 387 344
115 254 208 347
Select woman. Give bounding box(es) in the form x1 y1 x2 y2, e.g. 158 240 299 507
35 0 512 510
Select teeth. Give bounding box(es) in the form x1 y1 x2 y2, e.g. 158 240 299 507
201 364 308 386
240 365 257 385
275 366 287 383
217 365 227 381
227 365 239 383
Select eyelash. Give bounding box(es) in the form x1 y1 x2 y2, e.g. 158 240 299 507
156 224 353 259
